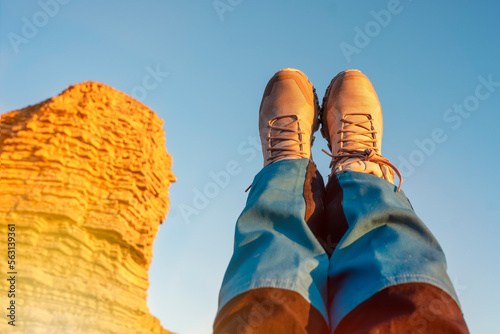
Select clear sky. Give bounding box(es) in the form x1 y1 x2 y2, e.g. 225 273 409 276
1 1 499 333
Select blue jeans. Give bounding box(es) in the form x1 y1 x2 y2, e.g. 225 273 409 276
216 158 463 332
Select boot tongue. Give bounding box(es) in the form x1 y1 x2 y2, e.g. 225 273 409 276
268 116 303 160
339 114 374 153
334 114 392 181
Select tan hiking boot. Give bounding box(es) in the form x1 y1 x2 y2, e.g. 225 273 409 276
321 69 402 191
259 68 320 166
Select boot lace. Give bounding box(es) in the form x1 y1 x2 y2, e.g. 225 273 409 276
267 115 308 164
322 113 403 192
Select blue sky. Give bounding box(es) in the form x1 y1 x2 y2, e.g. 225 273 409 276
1 1 499 333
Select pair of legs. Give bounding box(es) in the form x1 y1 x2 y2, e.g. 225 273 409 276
214 69 469 333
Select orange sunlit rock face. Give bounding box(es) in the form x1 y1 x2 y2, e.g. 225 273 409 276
0 82 175 333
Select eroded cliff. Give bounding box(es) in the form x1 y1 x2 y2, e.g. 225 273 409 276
0 82 175 333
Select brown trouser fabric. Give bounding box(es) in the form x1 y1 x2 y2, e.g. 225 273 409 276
214 287 329 334
213 283 468 333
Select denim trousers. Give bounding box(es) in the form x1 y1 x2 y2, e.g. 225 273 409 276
214 159 468 333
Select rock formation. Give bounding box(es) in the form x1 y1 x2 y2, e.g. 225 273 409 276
0 82 175 333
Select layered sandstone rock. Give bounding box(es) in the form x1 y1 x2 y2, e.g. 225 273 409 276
0 82 175 333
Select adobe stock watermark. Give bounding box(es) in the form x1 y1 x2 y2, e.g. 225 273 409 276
172 134 261 224
130 64 169 102
339 0 411 63
7 0 72 54
398 74 499 178
213 0 244 21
